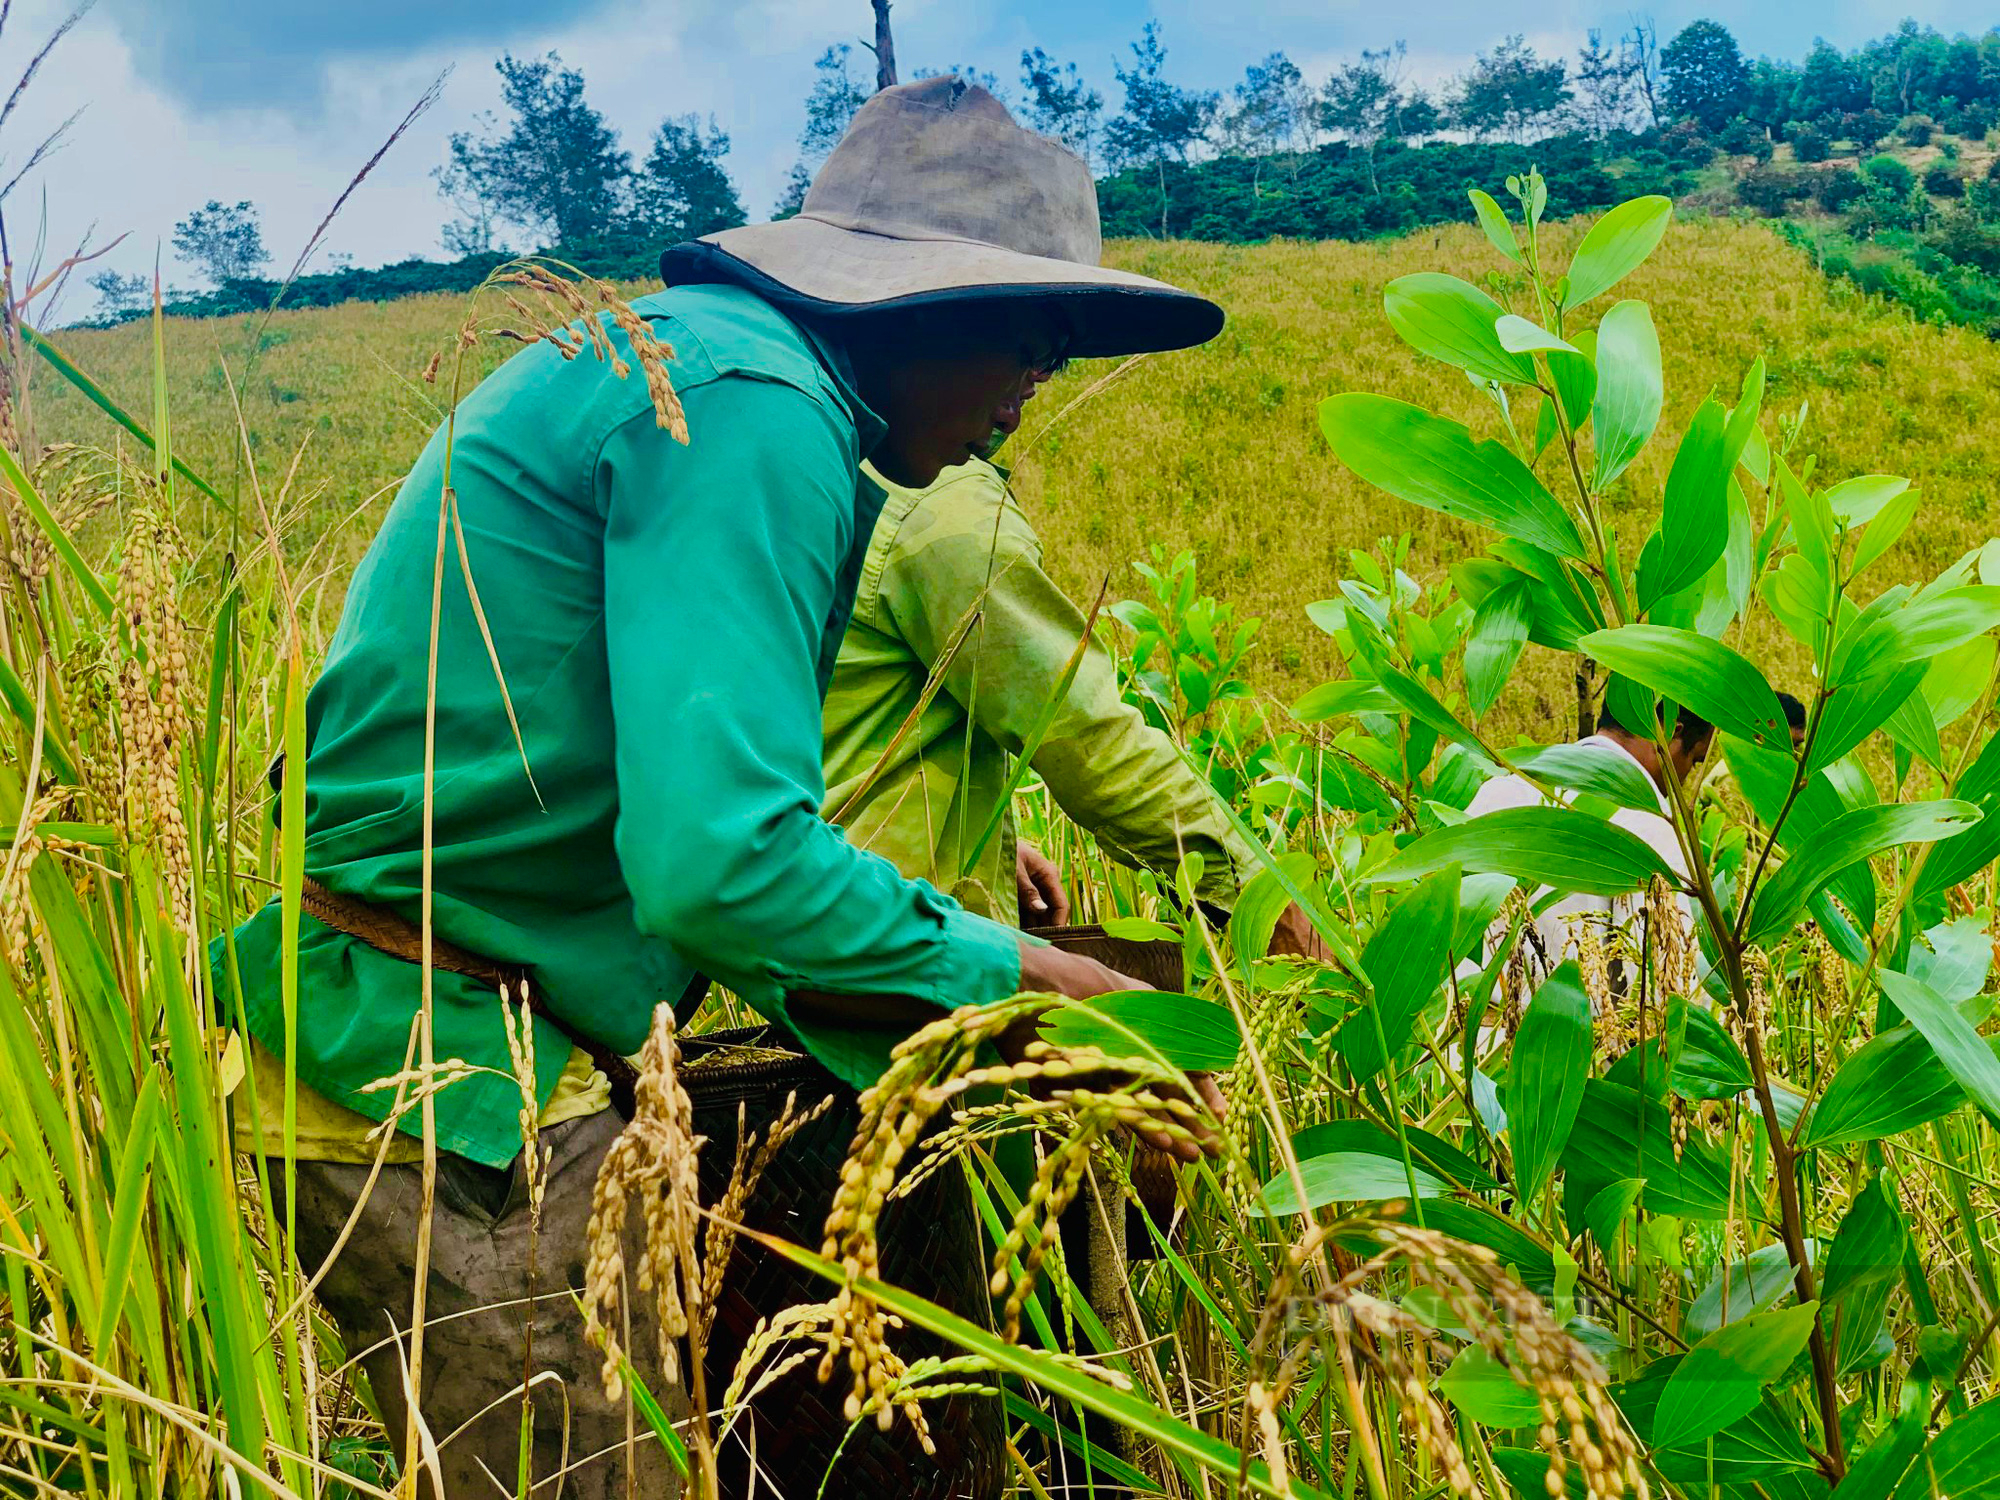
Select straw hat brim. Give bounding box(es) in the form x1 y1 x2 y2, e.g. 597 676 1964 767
661 215 1223 358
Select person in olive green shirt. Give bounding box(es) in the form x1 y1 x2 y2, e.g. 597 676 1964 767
221 79 1229 1499
823 454 1252 917
825 448 1326 951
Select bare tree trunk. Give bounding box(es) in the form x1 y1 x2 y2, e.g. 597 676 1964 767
870 0 896 91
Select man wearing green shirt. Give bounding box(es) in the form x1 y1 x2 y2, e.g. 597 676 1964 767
223 78 1227 1498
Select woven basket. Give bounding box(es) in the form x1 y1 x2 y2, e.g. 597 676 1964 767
683 1028 1007 1500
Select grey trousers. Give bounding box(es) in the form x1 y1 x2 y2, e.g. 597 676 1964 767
279 1109 688 1499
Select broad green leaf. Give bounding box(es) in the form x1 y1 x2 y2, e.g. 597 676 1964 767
1578 624 1789 750
1584 1178 1645 1253
1887 680 1946 768
1490 539 1606 651
1292 678 1397 721
1920 729 2000 897
1804 1011 2000 1149
1687 1243 1801 1338
1721 358 1766 474
1468 188 1522 263
1638 399 1730 609
1229 852 1319 963
1384 272 1535 384
1042 991 1241 1073
1879 969 2000 1124
1924 635 1995 730
1494 313 1578 355
1564 196 1673 307
1852 483 1921 575
1821 1174 1908 1305
1823 475 1911 528
1548 336 1595 431
1563 1079 1732 1219
1895 1395 2000 1500
1590 300 1662 489
1504 742 1659 812
1509 962 1593 1204
1835 586 2000 690
1841 1411 1926 1500
1343 869 1458 1081
1910 916 1994 1003
1811 663 1927 773
1672 999 1754 1099
1615 1362 1821 1481
1466 577 1531 716
1365 807 1676 896
1746 802 1981 945
1100 916 1183 943
1320 394 1585 560
1439 1343 1540 1427
1291 1119 1500 1194
1652 1301 1820 1451
94 1067 166 1355
1252 1151 1449 1217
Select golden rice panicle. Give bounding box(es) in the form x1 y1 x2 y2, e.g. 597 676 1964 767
583 1003 704 1401
815 995 1046 1434
596 279 690 443
114 502 194 914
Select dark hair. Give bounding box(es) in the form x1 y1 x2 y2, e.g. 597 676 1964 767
1596 701 1715 744
1776 691 1808 731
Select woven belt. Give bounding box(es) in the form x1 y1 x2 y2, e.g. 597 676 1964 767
297 876 644 1117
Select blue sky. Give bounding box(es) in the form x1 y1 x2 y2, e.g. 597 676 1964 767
9 0 1996 308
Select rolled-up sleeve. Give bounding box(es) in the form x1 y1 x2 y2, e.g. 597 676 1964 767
597 375 1022 1027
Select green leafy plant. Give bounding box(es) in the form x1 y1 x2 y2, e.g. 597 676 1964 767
1303 167 2000 1482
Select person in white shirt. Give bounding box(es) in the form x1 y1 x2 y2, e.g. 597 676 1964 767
1465 705 1716 1013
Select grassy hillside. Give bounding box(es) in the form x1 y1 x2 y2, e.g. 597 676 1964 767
37 215 2000 735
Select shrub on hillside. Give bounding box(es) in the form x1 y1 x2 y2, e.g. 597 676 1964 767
1789 121 1832 162
1658 120 1716 167
1716 116 1772 161
1946 101 1999 141
1926 162 1966 199
1816 166 1867 213
1737 165 1814 215
1929 208 2000 275
1844 106 1893 152
1900 113 1937 147
1863 154 1916 198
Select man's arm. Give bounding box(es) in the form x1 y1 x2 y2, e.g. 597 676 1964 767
879 471 1261 909
599 377 1023 1017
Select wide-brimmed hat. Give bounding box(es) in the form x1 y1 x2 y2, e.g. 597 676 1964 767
660 76 1223 359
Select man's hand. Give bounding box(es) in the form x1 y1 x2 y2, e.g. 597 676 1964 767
1015 839 1071 928
1012 938 1223 1162
1267 900 1333 963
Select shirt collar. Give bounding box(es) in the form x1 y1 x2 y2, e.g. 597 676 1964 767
791 317 888 456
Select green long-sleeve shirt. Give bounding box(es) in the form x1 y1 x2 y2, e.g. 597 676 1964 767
225 284 1021 1168
821 458 1260 919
